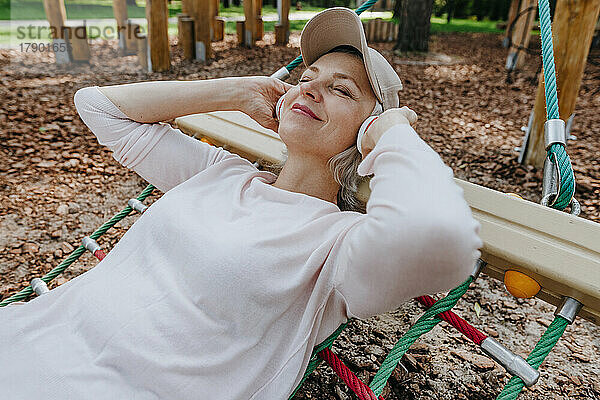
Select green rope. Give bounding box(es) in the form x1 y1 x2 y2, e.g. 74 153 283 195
369 277 474 396
496 315 569 400
537 0 575 210
284 0 379 74
0 184 155 307
288 322 348 399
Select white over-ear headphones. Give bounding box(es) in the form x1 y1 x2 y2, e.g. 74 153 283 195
275 95 285 122
275 96 382 156
357 102 383 156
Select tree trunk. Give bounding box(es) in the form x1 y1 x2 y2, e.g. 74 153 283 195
393 0 434 52
446 0 455 23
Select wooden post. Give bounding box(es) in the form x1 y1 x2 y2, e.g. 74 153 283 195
63 25 91 62
254 0 263 41
182 0 194 19
137 34 149 71
505 0 536 70
212 0 220 40
112 0 128 52
236 20 245 45
376 18 383 41
42 0 66 39
194 0 213 62
503 0 520 47
125 21 140 55
178 15 195 60
522 0 600 167
42 0 70 63
146 0 170 71
243 0 256 47
214 16 225 41
275 0 290 45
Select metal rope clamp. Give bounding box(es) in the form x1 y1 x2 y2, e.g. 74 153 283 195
271 66 291 81
82 236 101 254
31 278 50 296
128 198 148 214
540 119 580 215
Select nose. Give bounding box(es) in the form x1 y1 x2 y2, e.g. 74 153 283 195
299 80 322 103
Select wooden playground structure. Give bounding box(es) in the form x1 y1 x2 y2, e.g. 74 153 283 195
41 0 402 70
41 0 295 71
503 0 600 168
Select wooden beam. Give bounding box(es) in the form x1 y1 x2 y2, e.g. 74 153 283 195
254 0 263 41
125 21 141 55
137 33 149 71
178 15 195 60
63 25 91 62
236 20 245 45
505 0 536 70
194 0 213 62
112 0 128 52
503 0 520 47
146 0 170 71
175 110 600 326
522 0 600 167
243 0 256 47
214 16 225 42
275 0 290 45
42 0 66 40
213 0 220 40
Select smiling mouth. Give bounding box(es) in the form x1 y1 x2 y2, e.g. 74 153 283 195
291 104 322 121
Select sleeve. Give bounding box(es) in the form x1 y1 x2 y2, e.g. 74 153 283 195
73 86 242 193
332 124 483 320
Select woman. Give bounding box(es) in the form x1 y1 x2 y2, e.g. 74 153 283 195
1 8 482 399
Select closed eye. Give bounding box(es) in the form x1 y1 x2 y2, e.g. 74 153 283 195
334 85 358 99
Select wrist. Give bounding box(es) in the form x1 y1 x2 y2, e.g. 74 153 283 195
362 116 410 155
216 77 252 113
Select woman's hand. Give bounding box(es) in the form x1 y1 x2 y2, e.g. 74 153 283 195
360 106 418 159
239 76 293 132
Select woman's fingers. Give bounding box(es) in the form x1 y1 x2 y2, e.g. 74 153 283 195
399 106 418 125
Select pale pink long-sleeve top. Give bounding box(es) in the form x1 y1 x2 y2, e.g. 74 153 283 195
0 86 482 399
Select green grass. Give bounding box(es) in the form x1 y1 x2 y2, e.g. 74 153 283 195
430 16 503 34
224 19 310 35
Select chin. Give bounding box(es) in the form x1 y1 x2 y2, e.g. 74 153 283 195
277 121 312 145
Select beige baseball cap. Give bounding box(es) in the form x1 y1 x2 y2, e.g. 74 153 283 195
300 7 403 111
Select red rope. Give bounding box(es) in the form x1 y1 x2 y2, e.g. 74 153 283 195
94 249 106 261
318 348 384 400
316 296 486 399
415 295 486 345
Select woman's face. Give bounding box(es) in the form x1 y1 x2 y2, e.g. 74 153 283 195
277 52 377 159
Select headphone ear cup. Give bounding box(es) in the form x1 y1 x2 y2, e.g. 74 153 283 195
275 96 285 121
356 116 379 156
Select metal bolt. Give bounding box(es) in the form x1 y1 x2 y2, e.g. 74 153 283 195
481 337 540 387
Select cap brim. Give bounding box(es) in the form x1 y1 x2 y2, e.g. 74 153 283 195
300 8 383 103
